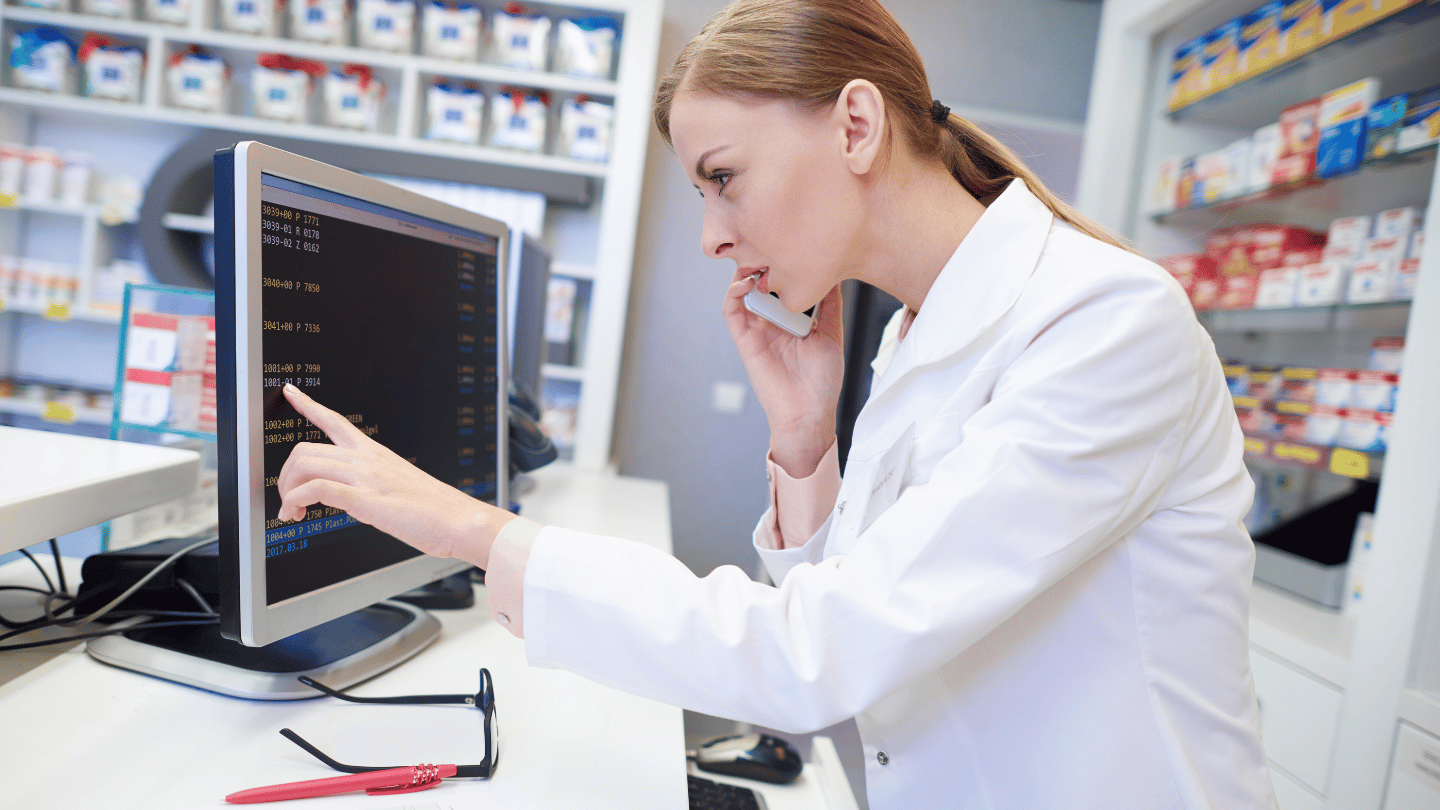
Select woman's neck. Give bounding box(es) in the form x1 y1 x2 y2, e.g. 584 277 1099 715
855 154 989 314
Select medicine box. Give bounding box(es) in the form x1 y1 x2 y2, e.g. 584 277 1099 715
1365 94 1407 161
1321 0 1423 44
1248 123 1282 193
1347 259 1396 303
1328 215 1372 248
1295 261 1348 306
1316 77 1378 177
1363 235 1407 262
1273 98 1322 185
1255 267 1299 308
1239 2 1285 81
1201 19 1243 98
1280 0 1324 59
1151 156 1181 214
1374 207 1423 239
1168 35 1207 111
1397 84 1440 152
1250 225 1326 270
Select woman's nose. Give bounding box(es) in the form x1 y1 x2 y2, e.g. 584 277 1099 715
701 205 734 258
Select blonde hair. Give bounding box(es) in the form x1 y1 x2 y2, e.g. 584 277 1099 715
654 0 1132 253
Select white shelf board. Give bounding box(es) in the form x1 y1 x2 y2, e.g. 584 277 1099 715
543 363 585 382
1401 689 1440 741
0 397 112 426
0 88 610 179
161 213 214 233
1249 580 1355 689
551 261 597 280
4 6 620 97
0 426 200 555
0 300 122 324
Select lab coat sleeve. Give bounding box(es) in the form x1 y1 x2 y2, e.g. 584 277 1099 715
522 267 1214 734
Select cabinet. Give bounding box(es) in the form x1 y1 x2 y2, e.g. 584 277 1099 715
0 0 661 469
1080 1 1440 807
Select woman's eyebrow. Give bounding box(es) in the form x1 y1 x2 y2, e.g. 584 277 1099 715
694 146 729 179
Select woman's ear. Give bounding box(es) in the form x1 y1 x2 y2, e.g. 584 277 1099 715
833 79 886 176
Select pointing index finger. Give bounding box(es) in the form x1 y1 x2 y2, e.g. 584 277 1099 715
282 384 369 448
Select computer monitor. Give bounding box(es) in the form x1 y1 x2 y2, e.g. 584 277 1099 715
507 230 551 406
86 142 509 699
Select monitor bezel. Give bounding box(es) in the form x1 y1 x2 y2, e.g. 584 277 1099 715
219 140 509 647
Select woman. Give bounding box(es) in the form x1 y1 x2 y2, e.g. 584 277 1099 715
277 1 1276 807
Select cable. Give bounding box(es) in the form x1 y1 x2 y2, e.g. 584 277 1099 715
175 578 214 615
0 609 218 644
17 548 56 595
66 536 218 627
49 538 67 596
0 618 219 652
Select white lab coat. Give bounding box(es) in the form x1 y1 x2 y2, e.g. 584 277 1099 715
522 180 1277 809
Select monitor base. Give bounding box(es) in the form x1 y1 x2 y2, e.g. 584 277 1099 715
86 600 441 700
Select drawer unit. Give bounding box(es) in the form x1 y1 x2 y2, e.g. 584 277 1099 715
1251 647 1343 795
1384 722 1440 810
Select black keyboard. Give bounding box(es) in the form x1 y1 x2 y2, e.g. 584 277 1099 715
688 774 767 810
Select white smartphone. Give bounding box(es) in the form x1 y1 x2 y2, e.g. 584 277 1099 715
743 289 814 338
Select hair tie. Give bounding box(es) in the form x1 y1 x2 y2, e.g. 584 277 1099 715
930 99 950 123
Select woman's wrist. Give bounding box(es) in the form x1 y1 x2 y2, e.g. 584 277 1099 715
769 422 837 479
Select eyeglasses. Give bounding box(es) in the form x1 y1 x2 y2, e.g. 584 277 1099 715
280 667 498 779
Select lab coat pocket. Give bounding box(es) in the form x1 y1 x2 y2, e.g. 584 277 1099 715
857 423 915 535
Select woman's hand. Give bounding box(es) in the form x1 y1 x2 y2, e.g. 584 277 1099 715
275 384 514 569
722 270 845 478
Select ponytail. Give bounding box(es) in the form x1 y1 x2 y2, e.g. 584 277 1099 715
934 113 1134 253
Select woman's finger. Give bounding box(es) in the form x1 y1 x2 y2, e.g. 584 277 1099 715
282 384 369 449
276 445 359 504
279 478 357 523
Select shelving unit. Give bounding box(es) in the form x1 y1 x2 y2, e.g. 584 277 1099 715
1081 2 1440 808
0 0 662 470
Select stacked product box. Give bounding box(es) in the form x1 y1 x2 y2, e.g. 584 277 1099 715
119 312 216 433
1164 0 1422 111
1229 340 1403 455
1150 79 1440 216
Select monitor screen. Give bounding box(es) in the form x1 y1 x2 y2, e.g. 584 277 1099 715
216 142 509 648
507 230 551 405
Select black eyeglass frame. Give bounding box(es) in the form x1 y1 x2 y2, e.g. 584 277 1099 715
281 667 497 779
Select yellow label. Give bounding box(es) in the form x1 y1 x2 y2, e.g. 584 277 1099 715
1282 366 1318 380
42 401 77 424
1233 396 1261 409
1274 442 1323 464
43 302 71 321
1243 437 1269 455
1276 400 1313 414
1330 447 1371 478
0 193 16 208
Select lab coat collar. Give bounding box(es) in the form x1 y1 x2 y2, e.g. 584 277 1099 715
871 178 1052 395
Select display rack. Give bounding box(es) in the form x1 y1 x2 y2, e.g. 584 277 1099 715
1082 1 1440 808
0 0 662 471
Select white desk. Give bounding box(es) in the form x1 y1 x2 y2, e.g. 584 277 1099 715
0 426 201 555
0 464 685 810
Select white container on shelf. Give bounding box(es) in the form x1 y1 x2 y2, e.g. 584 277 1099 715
22 148 62 202
59 152 91 206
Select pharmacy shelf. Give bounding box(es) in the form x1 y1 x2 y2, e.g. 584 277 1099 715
0 298 121 324
1167 0 1440 125
1250 581 1355 690
1198 301 1410 333
1151 145 1437 225
0 396 111 426
3 6 620 96
1240 431 1385 482
0 87 608 181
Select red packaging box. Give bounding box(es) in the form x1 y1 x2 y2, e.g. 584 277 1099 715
1156 253 1218 305
1272 98 1322 185
1249 225 1327 270
1283 247 1325 267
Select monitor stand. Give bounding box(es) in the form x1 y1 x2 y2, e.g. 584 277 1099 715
85 600 440 700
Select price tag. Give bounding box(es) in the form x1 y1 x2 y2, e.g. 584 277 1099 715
43 302 71 321
1329 448 1371 479
1275 400 1313 415
1243 437 1269 456
1232 395 1260 409
1273 442 1323 466
0 193 16 208
42 401 77 424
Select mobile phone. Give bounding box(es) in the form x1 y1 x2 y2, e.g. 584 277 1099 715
742 289 814 338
